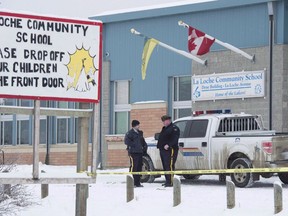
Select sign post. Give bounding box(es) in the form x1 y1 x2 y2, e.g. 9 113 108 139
76 102 90 216
32 100 40 180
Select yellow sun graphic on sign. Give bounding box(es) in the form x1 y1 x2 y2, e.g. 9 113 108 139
66 46 97 92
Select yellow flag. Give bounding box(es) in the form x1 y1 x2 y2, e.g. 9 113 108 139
141 38 159 80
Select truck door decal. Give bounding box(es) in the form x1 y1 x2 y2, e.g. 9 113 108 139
180 147 204 156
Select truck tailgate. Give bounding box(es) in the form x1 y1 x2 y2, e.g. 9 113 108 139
271 135 288 162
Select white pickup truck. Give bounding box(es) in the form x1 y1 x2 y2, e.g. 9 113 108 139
141 113 288 187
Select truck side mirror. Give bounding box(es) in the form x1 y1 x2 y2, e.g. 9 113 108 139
154 133 160 140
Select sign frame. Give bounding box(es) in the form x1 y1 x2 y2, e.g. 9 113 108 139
0 11 102 103
192 70 265 102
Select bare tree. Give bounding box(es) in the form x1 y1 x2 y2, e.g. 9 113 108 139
0 163 38 216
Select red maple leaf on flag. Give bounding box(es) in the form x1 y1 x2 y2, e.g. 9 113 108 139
188 26 215 56
188 41 197 52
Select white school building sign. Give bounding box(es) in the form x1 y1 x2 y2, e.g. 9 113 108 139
192 70 265 101
0 11 102 103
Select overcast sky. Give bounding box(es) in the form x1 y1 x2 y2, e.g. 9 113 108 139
1 0 191 19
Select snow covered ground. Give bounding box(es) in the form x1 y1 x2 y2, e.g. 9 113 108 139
9 165 288 216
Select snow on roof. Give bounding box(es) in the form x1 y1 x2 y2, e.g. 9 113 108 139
92 0 216 17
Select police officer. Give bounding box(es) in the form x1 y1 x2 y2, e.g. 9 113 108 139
157 115 180 187
125 120 147 187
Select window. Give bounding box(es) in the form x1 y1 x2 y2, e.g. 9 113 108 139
58 101 68 109
1 99 48 145
174 76 191 101
187 120 208 138
40 101 48 107
40 119 47 144
172 76 192 119
174 108 192 119
218 117 260 132
56 101 69 143
2 98 14 106
174 120 188 138
57 118 68 143
114 80 131 134
19 100 31 107
17 120 29 144
0 99 14 144
115 81 129 105
0 120 12 145
115 112 129 134
0 99 85 145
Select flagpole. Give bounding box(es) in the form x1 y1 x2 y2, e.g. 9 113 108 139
131 28 207 66
178 21 255 62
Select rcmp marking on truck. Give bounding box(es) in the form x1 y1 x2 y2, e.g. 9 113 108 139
180 148 204 157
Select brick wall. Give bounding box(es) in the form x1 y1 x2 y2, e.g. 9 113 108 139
1 144 91 166
130 101 167 137
105 135 130 168
104 101 167 168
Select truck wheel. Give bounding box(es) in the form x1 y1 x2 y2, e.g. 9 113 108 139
230 158 254 188
261 173 274 178
140 155 155 183
183 174 200 180
278 172 288 184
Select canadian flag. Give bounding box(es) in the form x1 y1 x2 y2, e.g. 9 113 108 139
188 26 215 56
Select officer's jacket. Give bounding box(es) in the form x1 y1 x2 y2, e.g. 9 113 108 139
157 123 180 150
124 129 147 154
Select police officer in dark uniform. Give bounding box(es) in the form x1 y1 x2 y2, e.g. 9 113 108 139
157 115 180 187
125 120 147 187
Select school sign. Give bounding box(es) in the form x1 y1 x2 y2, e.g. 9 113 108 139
0 11 102 103
192 70 265 101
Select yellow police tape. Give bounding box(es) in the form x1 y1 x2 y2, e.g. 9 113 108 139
97 167 288 176
78 171 96 177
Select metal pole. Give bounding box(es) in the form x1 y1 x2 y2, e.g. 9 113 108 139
33 100 40 180
268 11 274 130
130 28 207 65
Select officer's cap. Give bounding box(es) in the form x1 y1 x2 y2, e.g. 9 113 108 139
161 115 171 121
131 120 140 127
